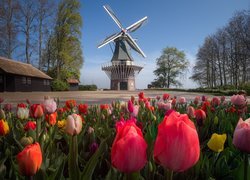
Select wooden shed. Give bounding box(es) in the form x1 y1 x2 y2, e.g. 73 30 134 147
0 56 52 92
67 78 79 91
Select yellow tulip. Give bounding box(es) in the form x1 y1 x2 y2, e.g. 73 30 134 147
207 133 227 153
57 119 66 129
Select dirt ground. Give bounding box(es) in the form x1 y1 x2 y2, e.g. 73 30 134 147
0 90 230 107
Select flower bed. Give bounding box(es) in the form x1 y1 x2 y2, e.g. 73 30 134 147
0 92 249 179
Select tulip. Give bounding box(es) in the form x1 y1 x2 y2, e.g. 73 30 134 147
24 121 36 131
131 105 139 117
65 100 77 109
89 142 99 154
207 133 227 153
78 104 88 115
195 109 206 126
233 118 250 153
87 126 94 134
30 104 44 118
16 142 42 176
43 98 57 114
128 100 134 113
154 111 200 172
163 93 170 101
0 109 5 119
138 91 145 100
20 136 34 147
57 119 66 129
111 119 147 173
187 106 195 118
0 119 10 136
45 112 57 126
4 103 12 112
231 94 246 107
194 96 200 105
65 114 82 136
178 97 186 104
17 107 29 120
211 97 220 107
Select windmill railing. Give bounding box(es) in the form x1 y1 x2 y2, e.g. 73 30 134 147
101 61 144 80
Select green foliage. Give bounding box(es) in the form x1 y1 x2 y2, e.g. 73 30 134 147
151 47 189 88
51 79 69 91
79 84 97 91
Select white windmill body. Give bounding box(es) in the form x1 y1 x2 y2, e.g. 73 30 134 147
98 5 147 90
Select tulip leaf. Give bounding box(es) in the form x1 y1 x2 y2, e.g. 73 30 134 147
81 138 108 180
47 156 66 180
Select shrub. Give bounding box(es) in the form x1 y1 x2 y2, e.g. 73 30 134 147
51 79 69 91
79 84 97 91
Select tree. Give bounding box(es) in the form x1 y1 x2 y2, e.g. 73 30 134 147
19 0 37 64
37 0 55 69
0 0 20 58
151 47 189 88
53 0 83 80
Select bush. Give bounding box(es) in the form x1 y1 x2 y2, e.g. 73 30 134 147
79 84 97 91
51 79 69 91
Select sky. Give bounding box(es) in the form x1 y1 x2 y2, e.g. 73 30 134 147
80 0 249 89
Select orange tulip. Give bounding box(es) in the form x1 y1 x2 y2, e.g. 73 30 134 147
0 119 9 136
30 104 44 118
154 111 200 172
16 143 42 176
45 112 57 126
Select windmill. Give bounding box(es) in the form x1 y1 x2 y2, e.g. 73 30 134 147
98 5 147 90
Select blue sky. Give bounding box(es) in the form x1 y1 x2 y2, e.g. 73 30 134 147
80 0 249 89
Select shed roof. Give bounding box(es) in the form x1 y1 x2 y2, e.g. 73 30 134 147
0 56 52 79
67 78 80 84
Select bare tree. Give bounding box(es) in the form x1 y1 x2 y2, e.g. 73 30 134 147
19 0 37 64
0 0 20 58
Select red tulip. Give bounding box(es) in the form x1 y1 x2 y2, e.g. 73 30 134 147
211 97 220 107
163 93 170 101
65 100 77 109
111 119 147 173
138 91 145 100
30 104 44 118
78 104 88 115
233 118 250 153
154 111 200 172
16 143 42 176
128 100 134 113
24 121 36 131
195 109 206 126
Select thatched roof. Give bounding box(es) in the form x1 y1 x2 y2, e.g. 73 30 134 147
0 56 52 79
67 78 80 84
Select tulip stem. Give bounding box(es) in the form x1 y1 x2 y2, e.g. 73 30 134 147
244 153 248 180
69 135 79 180
36 118 39 142
165 169 173 180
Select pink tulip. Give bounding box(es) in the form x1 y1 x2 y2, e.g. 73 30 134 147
231 94 246 107
154 111 200 172
178 97 186 104
43 98 57 114
187 106 195 118
66 114 82 136
111 119 147 173
131 105 139 117
233 118 250 153
128 100 134 113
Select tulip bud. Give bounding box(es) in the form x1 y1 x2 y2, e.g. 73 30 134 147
20 136 34 147
24 121 36 131
17 107 29 120
65 114 82 136
0 109 5 119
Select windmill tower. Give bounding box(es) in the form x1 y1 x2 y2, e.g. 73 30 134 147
98 5 147 90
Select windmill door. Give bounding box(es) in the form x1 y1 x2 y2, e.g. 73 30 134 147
120 82 128 90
